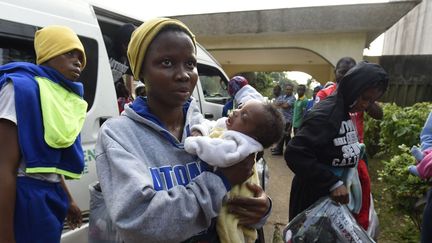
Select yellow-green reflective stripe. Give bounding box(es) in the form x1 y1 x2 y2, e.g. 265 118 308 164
25 167 82 179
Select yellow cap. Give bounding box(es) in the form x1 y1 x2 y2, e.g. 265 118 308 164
127 18 196 80
34 25 86 69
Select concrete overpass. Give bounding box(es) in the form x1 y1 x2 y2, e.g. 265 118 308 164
173 0 420 83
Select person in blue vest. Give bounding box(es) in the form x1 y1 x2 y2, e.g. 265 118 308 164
0 25 87 243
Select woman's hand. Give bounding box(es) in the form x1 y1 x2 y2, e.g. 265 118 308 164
330 184 349 204
226 182 270 226
217 154 255 186
66 200 82 229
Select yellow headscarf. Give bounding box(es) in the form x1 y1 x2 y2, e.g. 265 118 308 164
34 25 87 69
127 18 196 80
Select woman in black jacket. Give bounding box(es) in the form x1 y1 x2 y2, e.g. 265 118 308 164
285 62 389 220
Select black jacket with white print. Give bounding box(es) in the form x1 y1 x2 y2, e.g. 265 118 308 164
285 62 388 219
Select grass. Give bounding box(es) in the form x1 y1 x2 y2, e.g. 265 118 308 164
368 157 421 243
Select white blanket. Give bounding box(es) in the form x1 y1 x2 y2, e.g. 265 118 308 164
184 130 263 167
235 85 264 106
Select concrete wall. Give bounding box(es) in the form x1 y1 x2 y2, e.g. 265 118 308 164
201 32 366 84
201 32 366 68
222 64 334 84
172 2 420 85
380 0 432 106
383 0 432 55
174 2 421 83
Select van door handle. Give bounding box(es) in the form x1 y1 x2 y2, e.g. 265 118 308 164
204 113 214 119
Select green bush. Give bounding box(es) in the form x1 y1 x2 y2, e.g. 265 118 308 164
364 102 432 157
363 112 381 158
364 102 431 241
378 145 430 230
380 102 431 155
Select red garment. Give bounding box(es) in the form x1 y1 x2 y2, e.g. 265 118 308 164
353 159 370 230
315 84 336 103
117 97 132 114
350 112 364 143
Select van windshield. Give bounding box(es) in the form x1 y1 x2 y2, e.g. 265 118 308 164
198 64 229 105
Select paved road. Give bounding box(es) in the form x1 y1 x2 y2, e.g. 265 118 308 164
260 149 294 243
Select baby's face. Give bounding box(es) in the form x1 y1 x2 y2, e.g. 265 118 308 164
225 100 264 138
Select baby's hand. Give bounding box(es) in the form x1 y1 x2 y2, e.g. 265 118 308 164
190 130 203 137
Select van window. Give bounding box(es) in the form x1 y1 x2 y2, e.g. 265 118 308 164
197 64 229 105
79 37 98 110
0 20 98 110
0 20 36 64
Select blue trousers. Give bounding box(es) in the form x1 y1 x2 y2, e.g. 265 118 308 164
421 188 432 243
14 177 69 243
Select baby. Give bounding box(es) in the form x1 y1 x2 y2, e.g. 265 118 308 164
185 79 284 243
186 99 284 168
409 112 432 180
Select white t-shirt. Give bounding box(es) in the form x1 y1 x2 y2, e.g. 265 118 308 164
0 82 17 124
0 82 60 182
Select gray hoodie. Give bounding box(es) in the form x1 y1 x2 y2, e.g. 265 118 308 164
95 97 229 243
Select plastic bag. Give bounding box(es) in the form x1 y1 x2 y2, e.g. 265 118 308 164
366 195 379 240
283 197 375 243
88 182 123 243
256 157 269 190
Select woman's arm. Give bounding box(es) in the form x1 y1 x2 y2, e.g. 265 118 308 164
365 102 383 120
60 177 82 229
0 120 20 243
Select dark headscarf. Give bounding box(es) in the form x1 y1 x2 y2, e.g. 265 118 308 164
127 18 196 80
337 61 389 109
304 62 388 131
113 23 136 59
